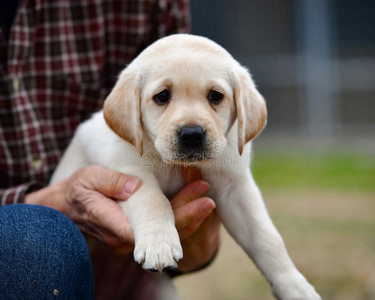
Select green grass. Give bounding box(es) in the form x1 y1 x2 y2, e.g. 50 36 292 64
251 152 375 191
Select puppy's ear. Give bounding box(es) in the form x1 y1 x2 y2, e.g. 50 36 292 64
234 66 267 155
103 68 143 155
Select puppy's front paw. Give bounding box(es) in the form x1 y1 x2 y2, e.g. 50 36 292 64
272 271 321 300
133 226 183 272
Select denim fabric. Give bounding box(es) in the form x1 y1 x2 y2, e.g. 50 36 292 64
0 205 93 299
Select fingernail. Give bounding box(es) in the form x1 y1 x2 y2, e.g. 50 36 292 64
193 181 210 196
201 199 215 214
124 178 141 194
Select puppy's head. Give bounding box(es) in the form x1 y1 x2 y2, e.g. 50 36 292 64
104 34 267 164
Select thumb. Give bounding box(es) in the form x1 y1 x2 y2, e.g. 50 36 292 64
83 165 142 201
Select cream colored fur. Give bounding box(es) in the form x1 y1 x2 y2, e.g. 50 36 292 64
51 34 320 300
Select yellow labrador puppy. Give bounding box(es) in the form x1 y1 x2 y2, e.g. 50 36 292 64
51 34 320 300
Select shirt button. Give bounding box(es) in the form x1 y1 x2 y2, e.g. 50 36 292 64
31 158 43 171
12 78 20 92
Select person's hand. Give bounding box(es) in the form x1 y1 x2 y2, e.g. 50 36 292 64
26 165 220 271
171 167 221 273
25 165 141 252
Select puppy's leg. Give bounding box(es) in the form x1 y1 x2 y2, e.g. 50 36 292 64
208 170 320 300
119 168 183 272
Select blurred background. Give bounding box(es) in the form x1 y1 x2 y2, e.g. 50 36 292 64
174 1 375 299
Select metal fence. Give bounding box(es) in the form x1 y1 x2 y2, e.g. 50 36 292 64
191 0 375 139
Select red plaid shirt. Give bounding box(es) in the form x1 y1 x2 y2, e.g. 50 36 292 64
0 0 190 205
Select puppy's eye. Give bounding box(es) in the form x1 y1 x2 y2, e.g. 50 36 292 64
153 90 170 104
208 91 223 104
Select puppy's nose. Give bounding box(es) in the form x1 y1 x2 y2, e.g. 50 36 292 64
179 126 206 148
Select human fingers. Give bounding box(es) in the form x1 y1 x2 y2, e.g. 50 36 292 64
64 166 138 247
177 208 216 240
79 165 142 201
78 189 135 246
173 196 215 232
170 180 210 209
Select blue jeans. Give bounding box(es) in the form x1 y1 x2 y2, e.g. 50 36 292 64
0 205 94 299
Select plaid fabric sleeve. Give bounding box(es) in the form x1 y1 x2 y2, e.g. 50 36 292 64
157 0 191 36
139 0 191 51
0 182 45 205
